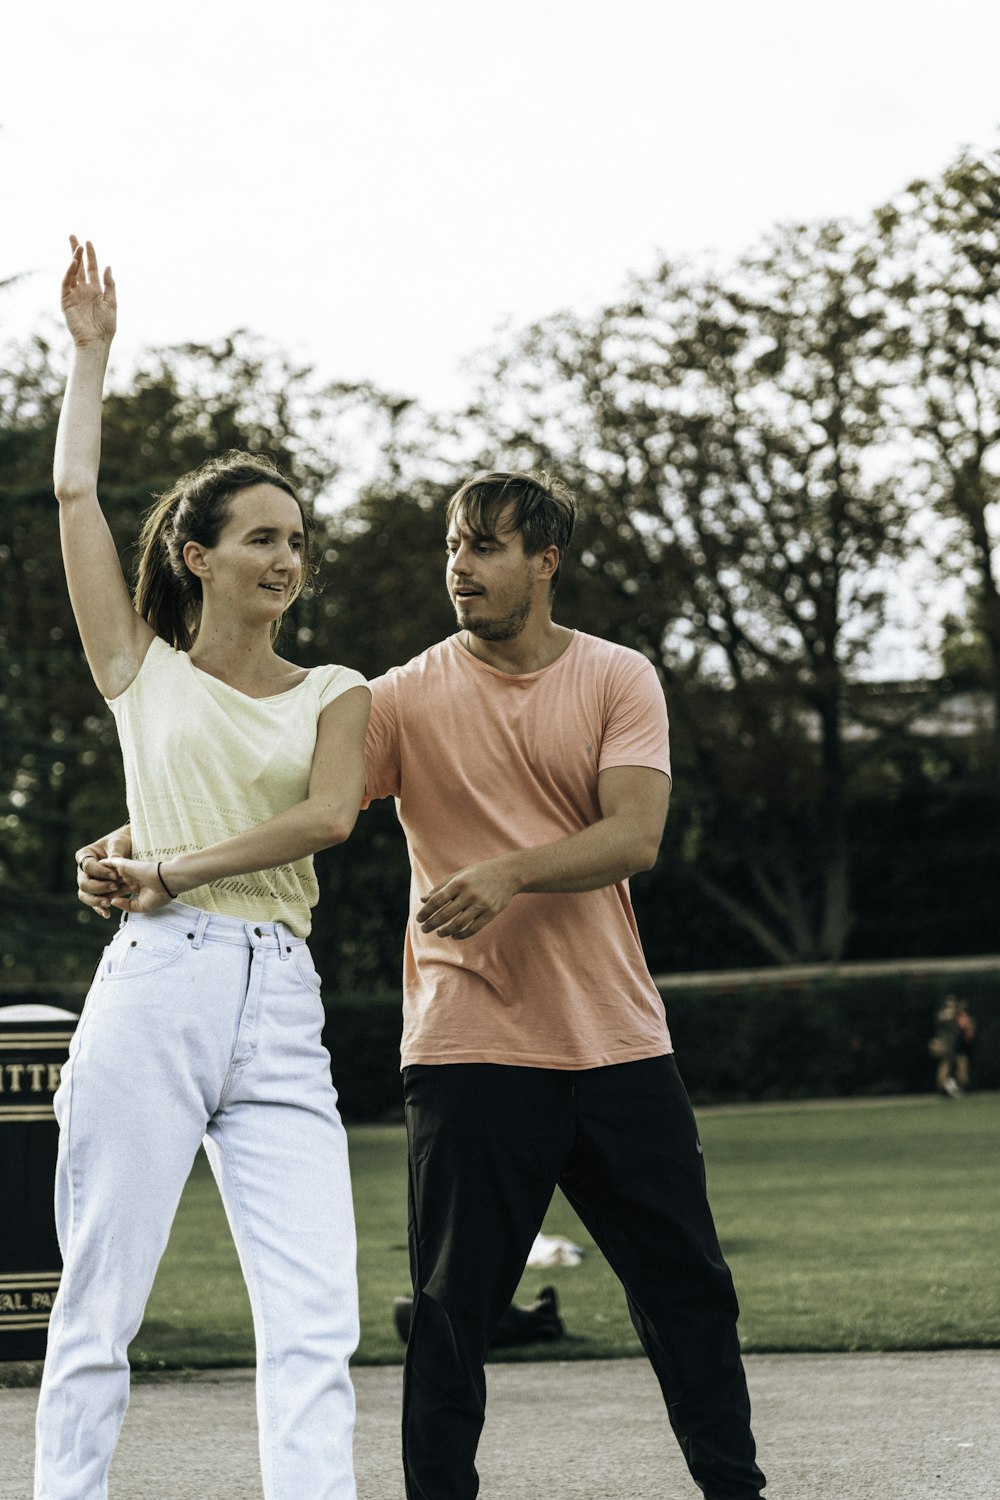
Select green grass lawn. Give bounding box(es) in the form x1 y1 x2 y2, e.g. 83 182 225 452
129 1092 1000 1370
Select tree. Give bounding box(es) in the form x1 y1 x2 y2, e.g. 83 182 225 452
464 221 905 962
875 143 1000 767
4 148 997 984
0 321 465 986
0 332 338 979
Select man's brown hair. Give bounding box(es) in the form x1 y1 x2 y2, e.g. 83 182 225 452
446 471 577 594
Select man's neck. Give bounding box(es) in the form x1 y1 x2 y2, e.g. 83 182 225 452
458 619 574 676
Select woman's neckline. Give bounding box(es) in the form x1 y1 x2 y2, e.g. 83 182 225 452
187 656 311 702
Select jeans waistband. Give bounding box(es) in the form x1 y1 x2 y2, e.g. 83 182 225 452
120 900 304 955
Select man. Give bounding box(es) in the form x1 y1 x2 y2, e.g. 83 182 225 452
79 471 766 1499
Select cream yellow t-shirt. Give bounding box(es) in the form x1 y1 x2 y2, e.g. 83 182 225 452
108 636 368 936
364 631 673 1068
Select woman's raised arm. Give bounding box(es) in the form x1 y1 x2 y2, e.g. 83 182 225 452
56 237 154 699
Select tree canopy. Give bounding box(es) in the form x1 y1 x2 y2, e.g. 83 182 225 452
2 144 997 983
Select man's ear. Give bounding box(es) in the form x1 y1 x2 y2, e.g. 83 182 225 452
536 544 560 582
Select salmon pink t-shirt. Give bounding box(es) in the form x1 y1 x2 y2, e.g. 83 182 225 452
365 631 673 1069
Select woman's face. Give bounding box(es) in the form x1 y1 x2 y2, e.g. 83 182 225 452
190 484 306 621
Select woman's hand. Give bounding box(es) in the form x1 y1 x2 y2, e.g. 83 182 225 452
105 857 174 914
76 828 133 918
61 236 116 348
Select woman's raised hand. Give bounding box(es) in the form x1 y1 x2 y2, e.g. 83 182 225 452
61 236 116 347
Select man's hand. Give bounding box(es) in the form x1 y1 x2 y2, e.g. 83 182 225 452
417 855 520 941
76 826 132 919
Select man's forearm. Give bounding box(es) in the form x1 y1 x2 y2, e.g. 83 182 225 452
416 813 664 942
505 814 661 895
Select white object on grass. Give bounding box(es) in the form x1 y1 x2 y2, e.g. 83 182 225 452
527 1233 584 1267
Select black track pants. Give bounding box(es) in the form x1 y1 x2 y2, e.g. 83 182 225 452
401 1055 766 1500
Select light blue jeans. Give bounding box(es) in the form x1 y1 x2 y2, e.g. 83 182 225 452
35 902 359 1500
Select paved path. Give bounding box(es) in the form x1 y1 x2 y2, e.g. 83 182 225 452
4 1350 999 1498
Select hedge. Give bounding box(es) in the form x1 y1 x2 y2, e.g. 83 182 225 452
658 965 999 1105
321 988 405 1122
3 963 996 1122
319 964 1000 1119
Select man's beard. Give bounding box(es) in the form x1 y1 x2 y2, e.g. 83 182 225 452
458 596 531 641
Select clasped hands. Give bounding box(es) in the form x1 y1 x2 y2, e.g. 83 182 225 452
77 833 520 939
76 833 175 916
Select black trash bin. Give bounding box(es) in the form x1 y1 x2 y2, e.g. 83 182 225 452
0 1004 78 1361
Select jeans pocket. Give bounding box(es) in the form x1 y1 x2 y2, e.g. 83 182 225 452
292 945 324 994
102 924 192 982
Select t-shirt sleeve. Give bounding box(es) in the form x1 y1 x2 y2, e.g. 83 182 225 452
598 656 672 783
361 674 401 803
317 664 370 711
104 634 174 707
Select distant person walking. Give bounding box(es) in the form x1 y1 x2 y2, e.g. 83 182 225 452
930 997 962 1098
953 997 976 1091
37 239 370 1500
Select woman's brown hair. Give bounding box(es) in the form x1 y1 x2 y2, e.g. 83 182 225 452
133 451 314 649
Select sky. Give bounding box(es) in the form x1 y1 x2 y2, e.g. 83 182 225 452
3 0 999 412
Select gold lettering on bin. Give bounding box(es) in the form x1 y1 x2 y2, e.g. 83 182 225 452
0 1273 62 1324
0 1059 65 1097
4 1063 25 1092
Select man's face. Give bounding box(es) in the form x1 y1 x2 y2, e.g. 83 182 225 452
445 505 540 641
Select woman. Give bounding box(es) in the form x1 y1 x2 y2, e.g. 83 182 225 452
35 239 371 1500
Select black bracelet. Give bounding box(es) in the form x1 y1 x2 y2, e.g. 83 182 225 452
156 861 177 900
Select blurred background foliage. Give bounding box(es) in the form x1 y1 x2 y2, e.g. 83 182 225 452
1 143 998 988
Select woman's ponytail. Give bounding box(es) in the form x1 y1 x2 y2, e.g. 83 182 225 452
133 489 199 649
